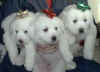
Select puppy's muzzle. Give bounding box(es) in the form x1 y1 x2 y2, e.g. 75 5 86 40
79 28 84 34
18 39 24 44
52 36 57 42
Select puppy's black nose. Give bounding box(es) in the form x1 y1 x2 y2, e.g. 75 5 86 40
79 28 84 34
18 39 23 44
52 36 56 42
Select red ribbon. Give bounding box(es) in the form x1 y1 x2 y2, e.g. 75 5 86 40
42 9 56 18
46 0 52 8
42 0 56 18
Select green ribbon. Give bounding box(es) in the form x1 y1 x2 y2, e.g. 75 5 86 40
77 2 91 11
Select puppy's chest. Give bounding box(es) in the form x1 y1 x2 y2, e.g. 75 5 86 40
69 36 86 56
36 43 61 64
69 34 86 47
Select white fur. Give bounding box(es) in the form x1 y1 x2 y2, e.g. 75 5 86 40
0 44 7 63
2 11 36 71
31 13 70 72
59 5 97 61
13 13 76 71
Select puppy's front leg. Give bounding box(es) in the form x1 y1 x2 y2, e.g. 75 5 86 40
59 44 76 70
24 42 36 71
83 24 97 60
59 35 76 70
83 31 97 60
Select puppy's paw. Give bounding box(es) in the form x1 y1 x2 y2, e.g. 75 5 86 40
24 63 33 71
83 53 93 60
66 61 76 70
14 55 24 66
10 57 17 65
11 59 16 65
10 54 19 65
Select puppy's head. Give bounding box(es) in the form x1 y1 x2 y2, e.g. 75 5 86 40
60 5 94 35
35 14 64 44
11 13 34 45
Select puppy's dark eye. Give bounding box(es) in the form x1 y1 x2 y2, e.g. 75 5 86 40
24 30 28 34
73 19 77 23
84 19 87 22
43 28 48 32
16 30 18 33
55 27 58 30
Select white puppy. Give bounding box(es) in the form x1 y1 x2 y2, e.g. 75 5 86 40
8 13 76 72
59 5 97 60
30 13 75 72
2 11 36 71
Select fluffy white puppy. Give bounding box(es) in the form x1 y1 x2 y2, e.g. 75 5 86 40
2 11 36 71
30 13 75 72
10 13 76 72
59 5 97 60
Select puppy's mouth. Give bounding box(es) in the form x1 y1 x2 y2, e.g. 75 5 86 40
17 43 25 54
17 43 25 48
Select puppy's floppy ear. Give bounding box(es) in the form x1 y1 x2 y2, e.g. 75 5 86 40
28 25 35 39
9 23 14 35
1 13 17 32
53 17 65 33
87 10 96 28
86 10 97 35
59 22 65 34
59 4 77 22
90 17 97 35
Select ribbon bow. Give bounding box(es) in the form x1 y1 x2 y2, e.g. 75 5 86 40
77 2 91 11
16 10 29 18
42 0 56 18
